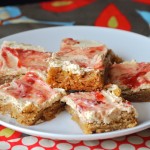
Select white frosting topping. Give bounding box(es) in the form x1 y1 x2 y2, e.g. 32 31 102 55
61 84 138 124
0 89 64 111
0 41 51 77
0 72 66 111
49 59 94 75
1 41 45 52
49 38 108 74
71 40 104 48
110 61 150 92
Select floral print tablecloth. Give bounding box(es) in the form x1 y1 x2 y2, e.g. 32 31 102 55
0 126 150 150
0 0 150 38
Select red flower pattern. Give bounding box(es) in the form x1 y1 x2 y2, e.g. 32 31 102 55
95 4 131 31
40 0 95 13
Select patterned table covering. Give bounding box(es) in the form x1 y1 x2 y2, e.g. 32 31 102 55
0 126 150 150
0 0 150 149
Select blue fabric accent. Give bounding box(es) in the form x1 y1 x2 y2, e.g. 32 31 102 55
136 10 150 24
3 16 75 26
5 6 21 17
0 8 5 13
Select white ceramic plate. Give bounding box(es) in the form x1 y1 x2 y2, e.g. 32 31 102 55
0 26 150 141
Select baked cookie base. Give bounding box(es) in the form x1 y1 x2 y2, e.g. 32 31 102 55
47 67 104 91
47 50 122 91
66 105 138 134
122 89 150 102
0 75 20 85
0 100 65 125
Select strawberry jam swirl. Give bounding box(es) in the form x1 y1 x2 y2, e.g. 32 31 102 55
70 91 130 111
55 38 108 70
3 72 57 104
61 84 137 124
110 62 150 90
1 46 51 71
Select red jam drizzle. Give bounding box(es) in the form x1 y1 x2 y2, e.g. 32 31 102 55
73 92 105 111
63 38 80 46
59 39 106 69
120 63 150 88
6 72 54 104
95 91 105 103
2 47 50 71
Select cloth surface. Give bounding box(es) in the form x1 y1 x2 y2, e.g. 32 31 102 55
0 0 150 149
0 126 150 150
0 0 150 38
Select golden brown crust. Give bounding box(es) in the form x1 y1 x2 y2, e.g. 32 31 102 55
66 105 138 134
103 50 123 85
0 75 20 85
47 67 104 91
122 89 150 102
47 50 122 91
107 49 123 64
0 100 65 125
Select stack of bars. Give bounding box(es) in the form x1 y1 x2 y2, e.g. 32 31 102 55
0 41 66 125
1 38 147 134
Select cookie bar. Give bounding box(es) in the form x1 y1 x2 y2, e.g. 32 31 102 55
109 61 150 102
0 41 51 84
61 84 138 134
47 38 122 91
0 71 66 125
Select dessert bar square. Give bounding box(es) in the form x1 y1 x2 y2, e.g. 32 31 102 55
109 61 150 102
0 41 51 84
0 71 66 125
47 38 122 91
61 84 138 134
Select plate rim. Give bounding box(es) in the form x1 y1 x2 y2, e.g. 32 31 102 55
0 26 150 140
0 115 149 140
0 25 150 41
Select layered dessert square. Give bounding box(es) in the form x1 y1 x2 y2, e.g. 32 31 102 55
109 61 150 102
61 84 138 134
0 41 51 84
0 71 66 125
47 38 122 91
